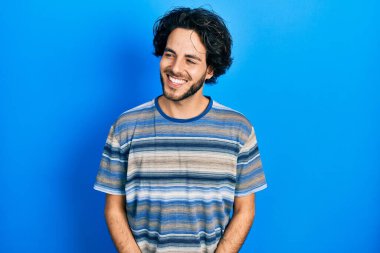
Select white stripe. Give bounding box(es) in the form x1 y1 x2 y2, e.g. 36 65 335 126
127 165 236 175
102 153 127 162
125 190 235 202
212 100 236 111
132 227 222 238
237 153 260 165
93 185 125 195
128 150 236 160
125 184 234 192
235 184 268 196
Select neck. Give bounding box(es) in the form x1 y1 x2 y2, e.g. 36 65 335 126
158 94 210 120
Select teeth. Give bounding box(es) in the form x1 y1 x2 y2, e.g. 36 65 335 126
169 75 187 84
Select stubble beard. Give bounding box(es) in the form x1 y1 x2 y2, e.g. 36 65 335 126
160 70 207 102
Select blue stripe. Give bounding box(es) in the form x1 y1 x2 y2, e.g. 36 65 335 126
126 199 234 208
127 174 236 184
132 211 229 224
131 139 239 154
126 185 234 192
97 168 125 178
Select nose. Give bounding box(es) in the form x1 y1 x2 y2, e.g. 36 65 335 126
171 58 185 76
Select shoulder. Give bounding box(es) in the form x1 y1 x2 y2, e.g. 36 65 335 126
211 100 253 133
113 99 155 127
107 99 155 142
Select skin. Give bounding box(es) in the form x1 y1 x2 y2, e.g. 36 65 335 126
105 27 255 253
215 194 256 253
105 194 141 253
158 28 214 119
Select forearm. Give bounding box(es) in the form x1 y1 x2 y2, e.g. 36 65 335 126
105 206 141 253
215 210 255 253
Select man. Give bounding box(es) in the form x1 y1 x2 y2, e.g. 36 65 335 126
94 7 267 253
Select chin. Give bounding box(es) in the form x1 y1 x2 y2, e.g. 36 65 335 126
163 91 184 102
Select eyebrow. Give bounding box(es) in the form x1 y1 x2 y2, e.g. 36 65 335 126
164 47 202 62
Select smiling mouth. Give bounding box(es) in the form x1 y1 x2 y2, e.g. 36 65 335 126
167 75 188 88
168 75 187 84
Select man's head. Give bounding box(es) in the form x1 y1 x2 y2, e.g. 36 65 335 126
159 28 212 101
154 7 232 84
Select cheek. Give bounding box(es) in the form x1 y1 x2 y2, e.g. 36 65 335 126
160 58 172 70
189 66 207 79
159 60 165 71
160 58 168 69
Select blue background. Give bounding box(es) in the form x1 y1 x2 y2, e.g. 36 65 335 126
1 0 379 252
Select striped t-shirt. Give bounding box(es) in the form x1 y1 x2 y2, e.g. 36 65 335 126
94 96 267 253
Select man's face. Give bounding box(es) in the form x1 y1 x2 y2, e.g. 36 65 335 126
160 28 214 102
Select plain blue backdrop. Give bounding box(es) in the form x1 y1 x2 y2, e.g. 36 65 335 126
1 0 379 252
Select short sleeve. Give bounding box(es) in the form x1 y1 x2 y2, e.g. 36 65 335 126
94 124 128 195
235 126 267 196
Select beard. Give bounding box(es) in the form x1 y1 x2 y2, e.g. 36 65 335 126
160 69 207 102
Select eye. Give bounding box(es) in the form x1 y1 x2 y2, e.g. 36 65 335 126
187 59 196 64
164 52 173 58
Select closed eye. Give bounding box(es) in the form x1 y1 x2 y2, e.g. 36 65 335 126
164 52 174 58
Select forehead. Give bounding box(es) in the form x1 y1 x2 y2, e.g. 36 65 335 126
166 28 207 57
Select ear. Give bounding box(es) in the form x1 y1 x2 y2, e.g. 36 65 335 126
205 66 214 80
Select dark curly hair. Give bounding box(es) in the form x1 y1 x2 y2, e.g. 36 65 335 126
153 7 233 84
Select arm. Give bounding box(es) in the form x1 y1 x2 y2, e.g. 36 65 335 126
104 194 141 253
215 193 255 253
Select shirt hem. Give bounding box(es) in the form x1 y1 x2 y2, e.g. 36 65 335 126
234 184 268 197
93 184 126 195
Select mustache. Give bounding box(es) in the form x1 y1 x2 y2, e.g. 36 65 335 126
163 68 191 80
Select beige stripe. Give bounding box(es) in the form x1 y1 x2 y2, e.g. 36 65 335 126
239 127 257 153
127 152 236 174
